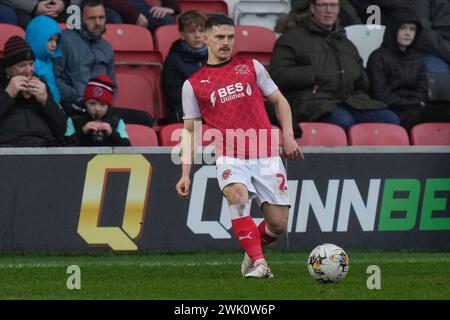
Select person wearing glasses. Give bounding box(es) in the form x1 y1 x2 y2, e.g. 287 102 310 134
270 0 400 131
275 0 361 34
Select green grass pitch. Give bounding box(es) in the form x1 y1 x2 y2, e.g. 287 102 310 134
0 251 449 300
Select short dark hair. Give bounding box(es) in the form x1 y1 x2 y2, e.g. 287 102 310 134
178 10 207 32
204 14 234 31
81 0 104 12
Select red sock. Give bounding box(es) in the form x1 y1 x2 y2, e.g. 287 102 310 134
258 220 279 246
231 216 264 263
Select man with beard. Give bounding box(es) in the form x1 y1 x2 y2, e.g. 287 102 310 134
176 15 303 279
54 0 116 116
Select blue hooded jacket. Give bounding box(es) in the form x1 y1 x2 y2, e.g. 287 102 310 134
25 16 62 103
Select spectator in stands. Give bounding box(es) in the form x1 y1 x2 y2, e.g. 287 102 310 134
276 0 361 33
367 9 449 130
0 36 67 147
129 0 180 33
55 0 154 125
349 0 450 73
161 10 207 124
0 3 18 25
65 75 130 146
71 0 148 25
0 0 70 29
54 0 115 115
269 0 400 131
366 9 426 130
409 0 450 73
25 16 62 104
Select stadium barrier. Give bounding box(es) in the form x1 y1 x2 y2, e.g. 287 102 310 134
0 146 449 252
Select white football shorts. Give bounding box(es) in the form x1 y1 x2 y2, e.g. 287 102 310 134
215 156 291 207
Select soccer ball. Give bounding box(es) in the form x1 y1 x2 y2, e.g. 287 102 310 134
307 243 349 283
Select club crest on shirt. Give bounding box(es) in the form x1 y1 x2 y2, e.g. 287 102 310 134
235 64 250 75
221 169 232 180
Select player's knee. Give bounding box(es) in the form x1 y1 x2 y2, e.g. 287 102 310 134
266 215 288 235
269 221 287 235
224 184 248 205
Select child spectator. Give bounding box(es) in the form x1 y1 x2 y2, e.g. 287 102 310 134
25 15 62 104
65 75 131 146
161 10 207 123
367 9 449 129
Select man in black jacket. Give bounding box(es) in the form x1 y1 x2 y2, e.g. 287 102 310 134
270 0 400 131
0 36 67 147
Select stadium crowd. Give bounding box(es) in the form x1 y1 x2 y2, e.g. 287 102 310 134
0 0 449 147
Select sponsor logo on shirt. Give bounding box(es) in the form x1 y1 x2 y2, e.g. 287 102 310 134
210 82 252 106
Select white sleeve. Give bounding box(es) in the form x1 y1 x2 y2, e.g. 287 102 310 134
182 80 201 119
253 59 278 97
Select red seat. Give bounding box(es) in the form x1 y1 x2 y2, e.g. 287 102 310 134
232 25 276 66
115 73 155 119
159 123 184 146
154 24 179 62
410 123 450 146
180 0 228 15
126 124 159 146
348 123 410 146
159 123 217 146
103 24 161 63
103 24 164 120
0 24 25 58
296 122 348 146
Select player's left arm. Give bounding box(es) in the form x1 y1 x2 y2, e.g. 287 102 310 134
267 90 304 160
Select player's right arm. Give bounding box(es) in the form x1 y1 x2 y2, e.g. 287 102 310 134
175 80 202 199
176 118 201 198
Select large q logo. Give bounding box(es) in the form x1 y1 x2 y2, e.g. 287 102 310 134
77 154 152 250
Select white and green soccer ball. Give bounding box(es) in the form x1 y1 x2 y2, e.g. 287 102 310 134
307 243 349 283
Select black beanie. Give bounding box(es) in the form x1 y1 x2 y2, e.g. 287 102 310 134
1 36 35 69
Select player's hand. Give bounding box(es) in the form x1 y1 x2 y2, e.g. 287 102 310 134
176 175 191 199
282 136 304 160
